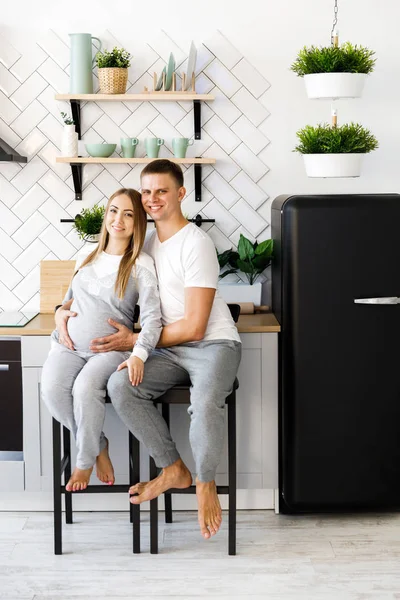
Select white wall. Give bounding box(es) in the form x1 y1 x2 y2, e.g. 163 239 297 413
0 0 398 310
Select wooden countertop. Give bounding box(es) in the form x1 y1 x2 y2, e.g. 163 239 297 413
0 312 280 336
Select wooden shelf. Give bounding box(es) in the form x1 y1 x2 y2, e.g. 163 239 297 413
55 93 214 102
56 157 215 164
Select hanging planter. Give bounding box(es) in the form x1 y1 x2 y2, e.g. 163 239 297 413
294 123 378 178
291 42 376 99
304 72 368 99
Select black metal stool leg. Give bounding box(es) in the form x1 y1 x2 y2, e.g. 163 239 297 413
228 391 237 556
149 456 158 554
63 426 73 524
52 418 62 555
129 431 141 553
161 403 173 524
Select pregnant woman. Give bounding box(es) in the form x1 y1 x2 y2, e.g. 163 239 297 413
41 188 161 491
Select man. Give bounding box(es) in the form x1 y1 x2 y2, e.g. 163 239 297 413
58 159 242 539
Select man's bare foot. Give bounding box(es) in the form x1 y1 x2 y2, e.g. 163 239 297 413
96 439 115 486
129 458 192 504
196 478 222 539
66 466 93 492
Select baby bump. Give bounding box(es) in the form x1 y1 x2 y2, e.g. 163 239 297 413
66 312 120 351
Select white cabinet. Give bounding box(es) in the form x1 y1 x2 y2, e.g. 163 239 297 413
0 332 278 511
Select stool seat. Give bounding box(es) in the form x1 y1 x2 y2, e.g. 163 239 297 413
158 377 239 404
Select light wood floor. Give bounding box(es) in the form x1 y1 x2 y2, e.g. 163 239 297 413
1 510 400 599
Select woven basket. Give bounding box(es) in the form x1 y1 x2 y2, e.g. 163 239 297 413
98 68 128 94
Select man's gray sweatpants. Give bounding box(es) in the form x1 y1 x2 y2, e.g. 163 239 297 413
41 340 129 470
108 339 242 482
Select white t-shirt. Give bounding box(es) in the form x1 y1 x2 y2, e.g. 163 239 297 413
144 224 241 343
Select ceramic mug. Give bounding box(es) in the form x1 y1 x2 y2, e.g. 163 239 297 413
145 137 164 158
172 137 194 158
120 137 139 158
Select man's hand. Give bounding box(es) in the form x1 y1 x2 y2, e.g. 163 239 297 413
90 319 139 353
117 355 144 386
55 299 76 351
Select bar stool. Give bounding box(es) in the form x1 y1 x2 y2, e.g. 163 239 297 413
52 407 141 555
51 305 141 555
137 303 241 556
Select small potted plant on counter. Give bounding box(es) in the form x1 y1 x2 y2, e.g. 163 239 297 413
96 46 131 94
294 121 378 177
217 234 273 305
291 42 376 99
73 203 105 243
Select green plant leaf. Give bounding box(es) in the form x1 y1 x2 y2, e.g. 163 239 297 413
255 239 273 256
228 251 239 268
237 234 255 261
294 122 378 154
252 256 271 272
290 42 376 77
219 268 239 280
237 258 254 274
217 249 233 268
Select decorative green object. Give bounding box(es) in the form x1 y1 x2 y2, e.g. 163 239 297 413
291 42 376 77
69 33 102 94
85 143 117 158
294 123 378 154
95 47 131 69
73 203 105 241
60 111 74 125
218 234 274 285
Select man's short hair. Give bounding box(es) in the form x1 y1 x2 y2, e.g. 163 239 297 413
141 159 184 188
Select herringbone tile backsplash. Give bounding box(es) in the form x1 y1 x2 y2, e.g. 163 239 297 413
0 30 271 311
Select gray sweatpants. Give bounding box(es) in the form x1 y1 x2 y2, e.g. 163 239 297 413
108 340 242 482
41 340 129 469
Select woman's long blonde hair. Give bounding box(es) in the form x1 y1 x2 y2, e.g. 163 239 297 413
77 188 147 299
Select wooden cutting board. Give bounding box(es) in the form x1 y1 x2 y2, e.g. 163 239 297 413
40 260 75 313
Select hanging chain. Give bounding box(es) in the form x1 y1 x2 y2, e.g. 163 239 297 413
331 0 339 46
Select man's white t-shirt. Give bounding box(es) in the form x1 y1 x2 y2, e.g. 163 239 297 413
144 223 241 343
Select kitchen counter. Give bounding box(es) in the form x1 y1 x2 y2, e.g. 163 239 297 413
0 312 280 336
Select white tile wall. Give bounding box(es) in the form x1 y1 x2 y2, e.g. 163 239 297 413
10 72 48 111
0 30 271 311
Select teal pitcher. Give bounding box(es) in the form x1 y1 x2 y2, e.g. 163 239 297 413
69 33 102 94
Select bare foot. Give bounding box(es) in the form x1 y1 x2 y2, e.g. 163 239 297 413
129 458 192 504
96 439 115 486
196 478 222 539
66 466 93 492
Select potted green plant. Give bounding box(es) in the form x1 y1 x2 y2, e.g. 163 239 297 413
60 111 77 157
217 235 273 305
73 203 105 242
95 46 131 94
291 42 376 99
294 122 378 177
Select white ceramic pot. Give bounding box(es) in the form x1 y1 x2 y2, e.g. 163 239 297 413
304 73 367 99
83 233 100 243
303 154 364 178
61 124 78 157
218 282 262 305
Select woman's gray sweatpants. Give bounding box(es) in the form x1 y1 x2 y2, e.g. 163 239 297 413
108 340 242 482
41 341 129 470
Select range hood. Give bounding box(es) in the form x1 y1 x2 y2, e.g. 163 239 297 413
0 138 27 163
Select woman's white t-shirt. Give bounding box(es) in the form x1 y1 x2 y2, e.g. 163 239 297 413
144 223 241 343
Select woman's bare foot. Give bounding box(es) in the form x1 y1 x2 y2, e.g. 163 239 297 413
196 478 222 539
66 466 93 492
129 458 192 504
96 439 115 486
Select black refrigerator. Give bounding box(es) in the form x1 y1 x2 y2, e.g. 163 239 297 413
271 194 400 513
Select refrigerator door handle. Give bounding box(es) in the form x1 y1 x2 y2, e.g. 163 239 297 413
354 297 400 305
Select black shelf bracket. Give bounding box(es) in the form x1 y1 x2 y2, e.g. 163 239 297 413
70 100 81 140
194 163 202 201
193 100 201 140
70 163 83 200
